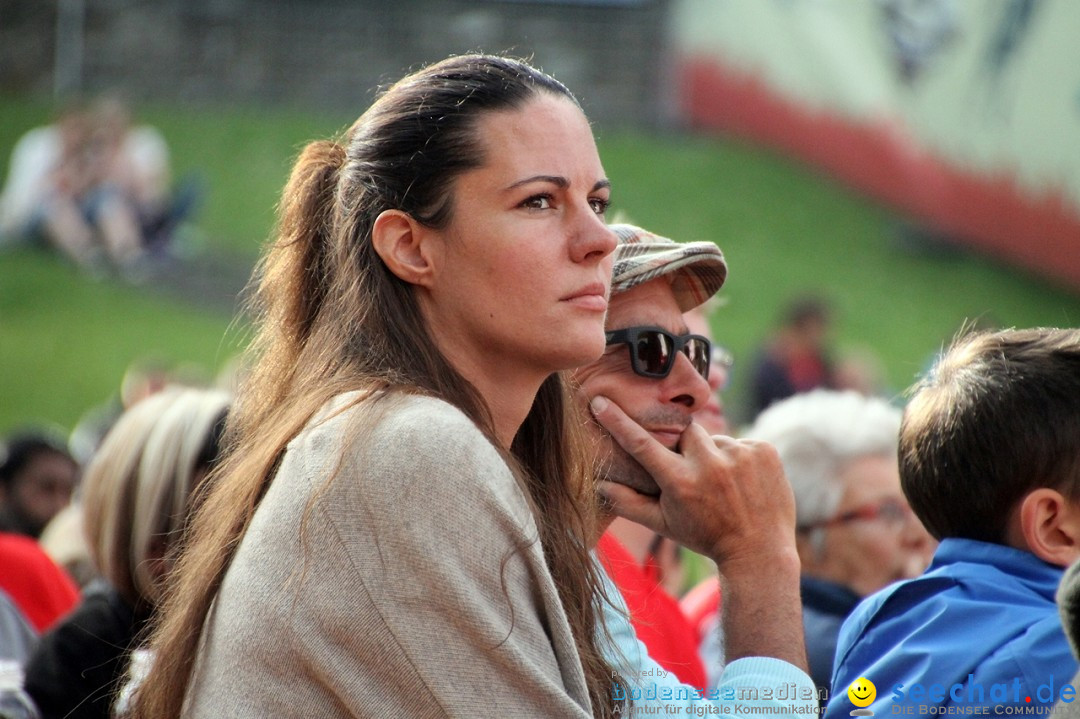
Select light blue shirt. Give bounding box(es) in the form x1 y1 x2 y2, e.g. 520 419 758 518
598 562 819 715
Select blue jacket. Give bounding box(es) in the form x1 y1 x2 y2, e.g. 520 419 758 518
825 538 1074 718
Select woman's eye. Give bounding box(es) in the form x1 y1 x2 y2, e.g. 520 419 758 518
589 197 610 216
522 195 552 210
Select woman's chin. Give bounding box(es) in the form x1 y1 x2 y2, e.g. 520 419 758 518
555 339 608 372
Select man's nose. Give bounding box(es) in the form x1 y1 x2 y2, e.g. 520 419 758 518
663 352 712 409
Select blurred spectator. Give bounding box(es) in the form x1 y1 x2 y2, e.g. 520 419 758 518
747 295 837 419
0 101 143 272
25 387 229 719
0 532 80 634
597 523 703 686
0 432 79 539
0 101 91 247
0 95 194 277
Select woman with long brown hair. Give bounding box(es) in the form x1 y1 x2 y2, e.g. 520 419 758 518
131 55 623 718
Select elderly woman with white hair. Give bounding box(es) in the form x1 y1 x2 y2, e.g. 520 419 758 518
23 387 229 719
744 389 934 696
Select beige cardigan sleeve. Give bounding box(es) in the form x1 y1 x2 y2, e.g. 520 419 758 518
185 394 593 718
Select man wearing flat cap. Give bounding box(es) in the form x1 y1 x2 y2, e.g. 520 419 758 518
580 224 813 713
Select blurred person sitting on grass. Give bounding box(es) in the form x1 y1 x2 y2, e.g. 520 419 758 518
0 96 190 279
25 387 229 719
90 95 198 255
826 328 1080 717
0 101 144 273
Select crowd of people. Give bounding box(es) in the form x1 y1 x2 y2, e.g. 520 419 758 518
2 54 1079 719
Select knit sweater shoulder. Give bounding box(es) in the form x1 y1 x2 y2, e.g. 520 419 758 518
184 393 592 718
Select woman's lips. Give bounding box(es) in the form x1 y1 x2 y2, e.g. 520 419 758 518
561 283 608 311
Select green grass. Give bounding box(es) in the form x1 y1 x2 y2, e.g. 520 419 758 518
3 94 1080 435
0 249 246 433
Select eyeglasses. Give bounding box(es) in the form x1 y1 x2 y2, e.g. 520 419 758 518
605 326 712 380
799 498 913 532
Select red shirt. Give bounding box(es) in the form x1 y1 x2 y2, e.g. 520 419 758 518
597 532 707 689
0 532 80 632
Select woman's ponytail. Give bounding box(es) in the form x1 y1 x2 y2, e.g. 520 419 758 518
261 139 346 349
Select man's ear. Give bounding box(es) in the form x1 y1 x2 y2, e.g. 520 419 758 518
371 209 436 287
1019 488 1080 567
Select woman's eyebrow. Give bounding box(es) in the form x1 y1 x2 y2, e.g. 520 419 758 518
505 174 569 191
504 176 611 192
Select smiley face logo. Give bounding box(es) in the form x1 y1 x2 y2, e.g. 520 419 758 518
847 677 876 707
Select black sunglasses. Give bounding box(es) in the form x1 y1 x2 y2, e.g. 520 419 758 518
605 326 711 380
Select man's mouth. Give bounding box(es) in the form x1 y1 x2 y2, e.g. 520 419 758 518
646 428 685 450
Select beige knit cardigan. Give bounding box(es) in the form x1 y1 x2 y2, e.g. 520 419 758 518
183 393 593 718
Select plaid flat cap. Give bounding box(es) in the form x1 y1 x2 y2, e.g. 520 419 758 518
609 223 727 311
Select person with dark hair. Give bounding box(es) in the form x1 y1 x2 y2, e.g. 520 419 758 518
747 295 836 419
24 388 229 719
826 328 1080 717
0 433 79 539
132 54 622 718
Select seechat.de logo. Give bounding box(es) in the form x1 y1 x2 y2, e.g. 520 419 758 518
848 677 877 716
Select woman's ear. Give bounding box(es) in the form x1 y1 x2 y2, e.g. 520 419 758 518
1019 488 1080 567
371 209 436 287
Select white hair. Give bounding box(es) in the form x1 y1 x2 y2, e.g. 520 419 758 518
742 389 902 531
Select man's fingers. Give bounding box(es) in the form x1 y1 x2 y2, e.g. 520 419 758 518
596 480 664 532
591 395 676 481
